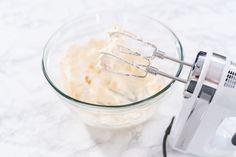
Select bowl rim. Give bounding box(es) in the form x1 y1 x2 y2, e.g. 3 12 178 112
42 11 184 108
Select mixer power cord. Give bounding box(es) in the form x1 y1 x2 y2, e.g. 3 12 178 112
162 116 175 157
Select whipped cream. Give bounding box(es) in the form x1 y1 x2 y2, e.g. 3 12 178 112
60 29 165 105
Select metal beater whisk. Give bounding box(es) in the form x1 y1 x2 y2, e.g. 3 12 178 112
99 31 192 83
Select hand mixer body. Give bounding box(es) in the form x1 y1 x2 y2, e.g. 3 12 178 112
170 51 236 156
98 31 236 156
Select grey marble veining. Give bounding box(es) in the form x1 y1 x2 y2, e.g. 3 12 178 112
0 0 236 156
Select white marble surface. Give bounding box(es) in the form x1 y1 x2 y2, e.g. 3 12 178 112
1 0 236 157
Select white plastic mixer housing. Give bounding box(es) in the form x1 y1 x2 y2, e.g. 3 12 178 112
170 51 236 157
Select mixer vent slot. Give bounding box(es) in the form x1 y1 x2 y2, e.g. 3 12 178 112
224 70 236 88
231 61 236 67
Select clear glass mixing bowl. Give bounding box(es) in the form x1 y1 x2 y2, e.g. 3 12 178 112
42 11 183 128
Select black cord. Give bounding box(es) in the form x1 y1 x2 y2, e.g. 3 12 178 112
162 117 175 157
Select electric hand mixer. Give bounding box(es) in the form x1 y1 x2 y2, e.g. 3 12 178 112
100 31 236 157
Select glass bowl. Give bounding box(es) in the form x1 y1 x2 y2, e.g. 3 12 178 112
42 11 183 128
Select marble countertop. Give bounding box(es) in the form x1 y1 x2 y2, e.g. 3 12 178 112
1 0 236 156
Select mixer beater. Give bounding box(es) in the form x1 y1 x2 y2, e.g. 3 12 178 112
99 31 192 83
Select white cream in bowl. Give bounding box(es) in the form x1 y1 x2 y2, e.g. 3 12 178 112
60 28 165 106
